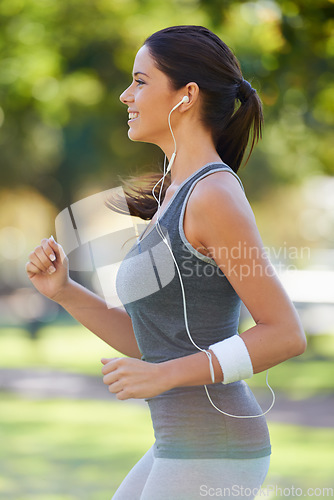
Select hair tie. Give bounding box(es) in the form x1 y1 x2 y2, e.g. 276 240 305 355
237 79 256 104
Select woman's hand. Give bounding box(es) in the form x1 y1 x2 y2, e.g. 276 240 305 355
101 357 170 400
25 236 70 303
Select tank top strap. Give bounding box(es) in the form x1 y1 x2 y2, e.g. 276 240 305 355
137 163 243 244
182 162 244 194
163 162 244 222
170 163 244 266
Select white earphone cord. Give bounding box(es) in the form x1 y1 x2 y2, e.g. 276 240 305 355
150 100 275 419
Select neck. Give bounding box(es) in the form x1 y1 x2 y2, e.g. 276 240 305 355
164 132 222 188
158 109 223 187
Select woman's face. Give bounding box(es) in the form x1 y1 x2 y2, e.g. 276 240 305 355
120 45 179 146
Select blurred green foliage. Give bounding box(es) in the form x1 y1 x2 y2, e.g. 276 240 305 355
1 0 333 208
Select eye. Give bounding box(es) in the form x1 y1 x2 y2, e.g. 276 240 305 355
135 79 145 86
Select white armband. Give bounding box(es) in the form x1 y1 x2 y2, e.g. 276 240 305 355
209 335 253 384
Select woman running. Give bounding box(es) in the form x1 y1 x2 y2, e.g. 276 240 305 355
26 25 306 500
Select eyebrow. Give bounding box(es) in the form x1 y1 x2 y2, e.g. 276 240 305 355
133 71 151 78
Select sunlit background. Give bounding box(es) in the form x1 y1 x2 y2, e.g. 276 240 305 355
1 0 334 499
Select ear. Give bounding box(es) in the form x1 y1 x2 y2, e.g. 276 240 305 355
181 82 200 110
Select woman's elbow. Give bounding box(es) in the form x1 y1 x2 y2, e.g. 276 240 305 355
287 324 307 358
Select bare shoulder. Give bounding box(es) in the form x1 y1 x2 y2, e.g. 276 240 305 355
183 170 258 258
189 170 256 230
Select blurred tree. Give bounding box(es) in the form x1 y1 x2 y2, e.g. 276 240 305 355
0 0 333 207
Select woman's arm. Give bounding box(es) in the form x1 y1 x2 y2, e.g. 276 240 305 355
102 172 306 399
26 237 141 359
56 279 141 358
164 172 306 386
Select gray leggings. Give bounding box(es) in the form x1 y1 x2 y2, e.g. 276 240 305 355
112 446 270 500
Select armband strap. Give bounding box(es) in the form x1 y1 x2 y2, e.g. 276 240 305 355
209 335 253 384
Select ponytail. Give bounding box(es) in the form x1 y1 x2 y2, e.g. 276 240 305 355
216 80 263 173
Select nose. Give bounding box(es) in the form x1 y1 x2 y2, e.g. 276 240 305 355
119 85 134 105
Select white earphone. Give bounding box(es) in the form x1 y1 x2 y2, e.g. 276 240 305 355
166 96 189 174
150 98 275 419
172 95 190 108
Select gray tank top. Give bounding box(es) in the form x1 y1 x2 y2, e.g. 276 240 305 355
116 162 242 363
115 162 271 460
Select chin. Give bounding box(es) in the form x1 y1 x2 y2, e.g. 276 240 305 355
128 129 153 144
128 133 137 142
128 128 142 142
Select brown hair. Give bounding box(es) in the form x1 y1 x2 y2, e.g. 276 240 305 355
109 25 263 220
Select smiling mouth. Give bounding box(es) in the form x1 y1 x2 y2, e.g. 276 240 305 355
128 112 139 121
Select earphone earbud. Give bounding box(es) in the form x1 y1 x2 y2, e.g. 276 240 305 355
169 96 189 115
165 96 189 175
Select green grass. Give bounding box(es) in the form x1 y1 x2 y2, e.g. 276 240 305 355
0 324 122 375
0 395 154 500
266 423 334 488
247 358 334 399
1 325 334 499
0 395 333 500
